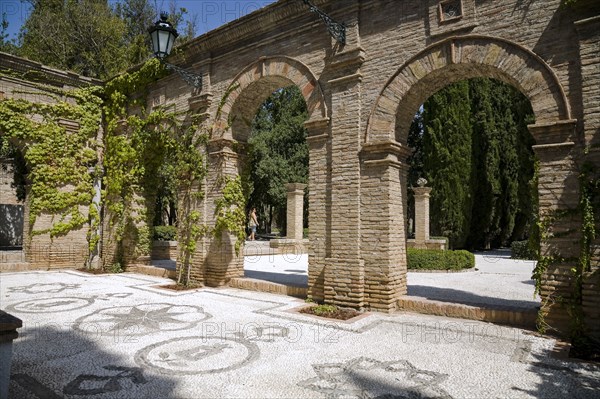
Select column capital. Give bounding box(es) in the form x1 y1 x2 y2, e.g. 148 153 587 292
412 186 432 196
286 183 307 193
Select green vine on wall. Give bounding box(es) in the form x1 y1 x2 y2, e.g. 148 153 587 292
569 161 598 346
0 86 103 249
213 176 247 254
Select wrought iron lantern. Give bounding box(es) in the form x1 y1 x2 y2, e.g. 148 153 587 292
148 13 202 88
148 13 178 60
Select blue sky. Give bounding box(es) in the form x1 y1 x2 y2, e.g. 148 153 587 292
2 1 278 41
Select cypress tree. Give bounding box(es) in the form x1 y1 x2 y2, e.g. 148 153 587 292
422 80 472 249
410 78 535 250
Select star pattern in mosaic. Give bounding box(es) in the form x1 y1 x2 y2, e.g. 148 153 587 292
298 357 452 399
73 303 211 336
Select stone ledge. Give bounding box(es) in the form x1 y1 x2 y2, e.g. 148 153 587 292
397 296 537 329
269 239 309 253
409 268 476 274
229 277 307 298
130 264 176 279
406 239 448 250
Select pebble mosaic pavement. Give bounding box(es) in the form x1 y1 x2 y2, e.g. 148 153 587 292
1 270 599 398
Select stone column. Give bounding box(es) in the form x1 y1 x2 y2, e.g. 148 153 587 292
413 179 432 244
286 183 306 240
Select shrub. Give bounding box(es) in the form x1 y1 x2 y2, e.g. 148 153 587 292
511 240 536 260
153 225 177 241
407 248 474 270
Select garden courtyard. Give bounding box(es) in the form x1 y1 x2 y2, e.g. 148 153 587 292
2 252 599 398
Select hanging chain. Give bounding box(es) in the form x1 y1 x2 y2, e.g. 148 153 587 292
301 0 346 44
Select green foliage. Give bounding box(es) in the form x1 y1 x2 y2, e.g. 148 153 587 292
311 304 338 316
0 86 103 245
422 81 472 249
248 86 309 233
407 248 475 271
409 78 535 249
153 225 177 241
108 262 124 274
16 1 198 79
214 177 247 254
19 0 129 79
510 240 536 260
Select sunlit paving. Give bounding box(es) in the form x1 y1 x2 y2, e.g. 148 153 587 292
1 0 599 398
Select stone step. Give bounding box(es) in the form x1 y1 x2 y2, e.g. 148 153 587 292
397 296 538 329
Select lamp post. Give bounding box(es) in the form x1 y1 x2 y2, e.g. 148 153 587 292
148 13 202 89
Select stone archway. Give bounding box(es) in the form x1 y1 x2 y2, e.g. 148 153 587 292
215 55 328 142
366 35 573 145
361 36 579 325
204 56 330 287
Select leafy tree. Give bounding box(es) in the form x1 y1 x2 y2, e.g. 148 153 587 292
409 78 535 249
18 0 128 79
17 0 197 78
248 86 309 234
115 0 156 66
0 13 19 54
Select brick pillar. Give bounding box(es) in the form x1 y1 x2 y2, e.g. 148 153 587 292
575 14 600 342
361 142 410 311
323 2 366 309
529 120 580 336
306 117 330 302
286 183 306 240
413 184 432 244
203 138 244 287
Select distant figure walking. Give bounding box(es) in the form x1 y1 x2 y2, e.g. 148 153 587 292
248 208 259 241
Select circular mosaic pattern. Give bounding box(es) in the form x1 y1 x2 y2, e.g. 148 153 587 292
6 297 93 313
134 336 259 375
72 303 211 336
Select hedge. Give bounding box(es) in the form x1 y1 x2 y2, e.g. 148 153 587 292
153 225 177 241
407 248 475 270
510 240 536 260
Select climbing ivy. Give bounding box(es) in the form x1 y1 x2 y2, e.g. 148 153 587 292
213 176 247 254
0 85 103 250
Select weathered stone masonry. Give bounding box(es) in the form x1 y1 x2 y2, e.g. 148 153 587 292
1 0 599 340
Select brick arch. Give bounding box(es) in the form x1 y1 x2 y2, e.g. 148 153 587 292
216 56 327 142
365 35 572 144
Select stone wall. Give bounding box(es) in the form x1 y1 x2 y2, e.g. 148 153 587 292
0 52 101 269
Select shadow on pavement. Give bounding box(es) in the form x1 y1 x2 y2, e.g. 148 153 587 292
10 325 177 398
407 285 539 310
510 350 600 398
244 270 308 287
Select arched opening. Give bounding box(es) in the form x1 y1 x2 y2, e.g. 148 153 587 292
404 77 539 313
217 57 328 291
236 85 310 287
361 36 576 318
